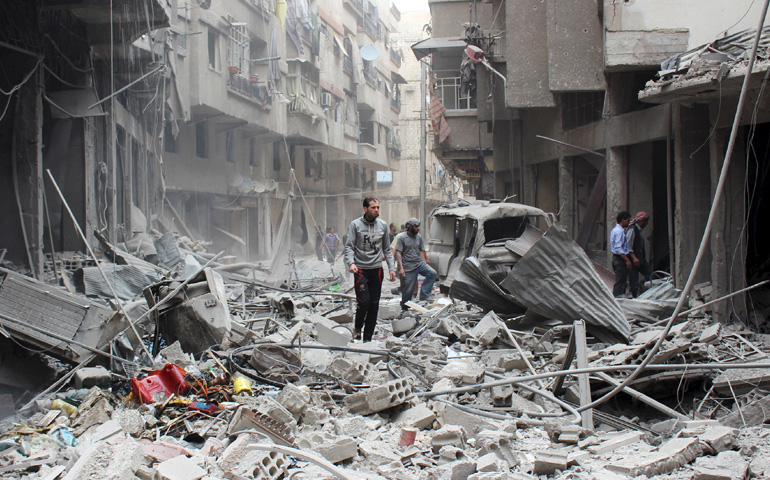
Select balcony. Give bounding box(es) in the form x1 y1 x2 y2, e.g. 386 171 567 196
362 14 379 41
227 74 272 110
390 48 402 67
363 63 377 87
246 0 272 16
436 76 475 110
345 0 364 14
390 96 400 113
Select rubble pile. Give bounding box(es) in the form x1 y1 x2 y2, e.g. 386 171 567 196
2 236 770 479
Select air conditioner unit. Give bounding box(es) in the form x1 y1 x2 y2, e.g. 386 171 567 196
320 92 332 107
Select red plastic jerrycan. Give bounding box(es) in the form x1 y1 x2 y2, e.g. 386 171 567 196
131 363 190 404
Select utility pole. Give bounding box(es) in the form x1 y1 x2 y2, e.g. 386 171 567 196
419 60 427 227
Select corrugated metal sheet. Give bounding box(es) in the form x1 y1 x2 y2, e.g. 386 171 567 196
450 257 527 315
76 264 161 301
505 224 545 256
501 225 631 343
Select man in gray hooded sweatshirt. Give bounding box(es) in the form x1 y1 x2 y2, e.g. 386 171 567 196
344 197 396 341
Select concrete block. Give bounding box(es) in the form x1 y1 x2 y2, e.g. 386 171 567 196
329 357 373 383
156 455 206 480
219 433 289 479
606 437 702 477
498 353 534 372
359 440 401 466
471 312 502 346
299 432 357 464
391 402 436 430
533 449 568 475
587 431 642 455
344 378 414 415
477 452 508 472
476 430 519 467
695 426 736 454
276 383 310 418
439 445 467 463
327 308 353 324
437 360 485 386
431 425 467 453
491 385 513 407
430 460 477 480
300 406 330 426
436 403 496 439
254 395 298 433
699 323 722 344
693 450 748 480
315 323 351 346
73 366 112 389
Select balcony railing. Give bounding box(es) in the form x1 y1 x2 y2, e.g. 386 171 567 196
390 96 400 113
436 76 474 110
343 56 353 75
247 0 272 16
363 64 377 87
346 0 363 13
362 14 379 40
227 74 272 109
390 48 401 67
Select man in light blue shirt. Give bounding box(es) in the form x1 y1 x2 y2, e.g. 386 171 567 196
610 211 632 297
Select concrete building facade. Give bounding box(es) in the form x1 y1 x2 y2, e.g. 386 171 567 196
423 0 770 322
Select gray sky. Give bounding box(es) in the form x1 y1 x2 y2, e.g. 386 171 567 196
392 0 429 13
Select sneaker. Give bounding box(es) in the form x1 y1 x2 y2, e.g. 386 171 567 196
352 329 362 341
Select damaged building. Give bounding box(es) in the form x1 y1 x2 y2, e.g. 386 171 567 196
419 0 770 326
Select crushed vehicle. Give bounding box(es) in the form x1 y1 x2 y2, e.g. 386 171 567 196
427 200 630 342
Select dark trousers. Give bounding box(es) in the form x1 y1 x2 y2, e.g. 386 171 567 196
629 258 653 297
326 247 337 264
612 254 629 297
354 268 383 342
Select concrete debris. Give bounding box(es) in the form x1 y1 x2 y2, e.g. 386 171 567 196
4 246 770 480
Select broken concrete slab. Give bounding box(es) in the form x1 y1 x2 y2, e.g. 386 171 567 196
156 455 207 480
606 437 702 477
391 402 436 430
533 449 568 475
692 450 748 480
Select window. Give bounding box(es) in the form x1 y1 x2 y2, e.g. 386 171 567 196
436 77 474 110
208 30 219 70
163 122 178 153
227 19 249 76
226 131 234 163
360 121 375 144
273 141 281 171
286 60 319 103
561 91 604 130
249 137 258 166
196 122 208 158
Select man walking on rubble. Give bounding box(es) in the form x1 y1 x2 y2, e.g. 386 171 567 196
344 197 396 341
324 226 342 264
627 211 652 297
396 217 436 311
611 211 633 297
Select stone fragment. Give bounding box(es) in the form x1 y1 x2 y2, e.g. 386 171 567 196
158 341 194 367
345 378 414 415
606 437 702 477
431 425 467 453
301 406 330 426
587 431 642 455
696 426 736 454
437 360 485 386
64 441 146 480
299 432 357 464
477 452 508 472
692 450 748 480
276 383 310 419
73 366 112 389
334 415 373 437
391 403 436 430
156 455 206 480
533 449 568 475
491 385 513 407
427 460 477 480
359 440 401 466
476 430 519 467
749 455 770 478
471 312 502 346
112 408 144 437
435 403 496 439
699 323 722 344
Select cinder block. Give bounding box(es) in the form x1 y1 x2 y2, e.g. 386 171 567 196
344 378 414 415
73 366 112 389
437 360 485 385
329 357 373 383
476 430 519 467
276 383 310 418
391 402 436 430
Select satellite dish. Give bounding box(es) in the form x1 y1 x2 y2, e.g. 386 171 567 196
253 179 266 193
227 172 244 187
360 45 379 62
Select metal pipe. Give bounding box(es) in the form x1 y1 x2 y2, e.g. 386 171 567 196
46 169 153 362
88 64 166 109
419 59 427 226
536 135 606 158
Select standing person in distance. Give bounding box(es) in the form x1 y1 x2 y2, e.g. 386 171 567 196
610 210 633 297
324 226 342 264
344 197 396 342
314 226 324 261
396 217 436 311
626 211 652 297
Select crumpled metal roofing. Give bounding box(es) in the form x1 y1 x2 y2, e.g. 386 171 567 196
501 224 631 343
450 256 527 314
75 263 162 301
431 200 548 223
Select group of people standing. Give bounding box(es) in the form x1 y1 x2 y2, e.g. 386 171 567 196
610 210 652 298
341 197 437 342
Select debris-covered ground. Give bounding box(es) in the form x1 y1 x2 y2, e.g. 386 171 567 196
2 233 770 480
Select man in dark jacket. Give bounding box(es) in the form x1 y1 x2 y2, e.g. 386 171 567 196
627 211 652 297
